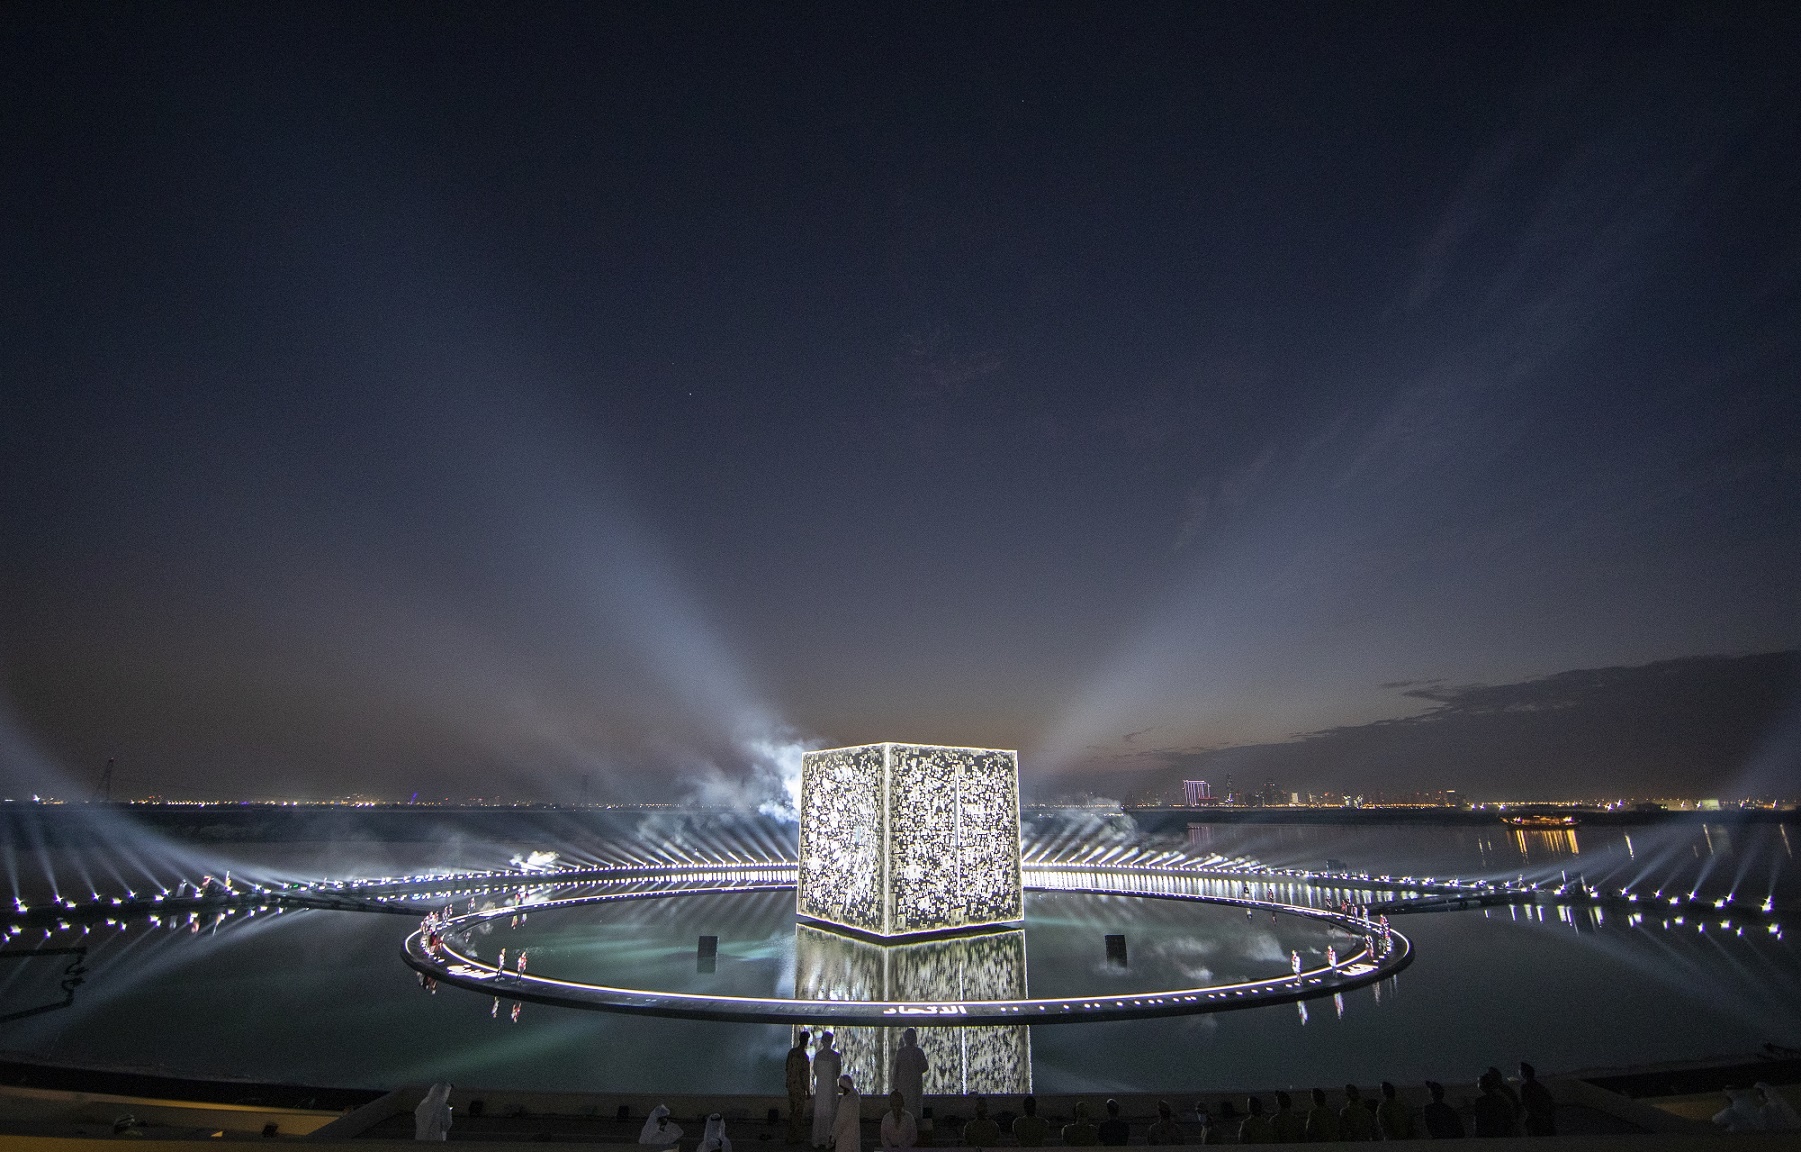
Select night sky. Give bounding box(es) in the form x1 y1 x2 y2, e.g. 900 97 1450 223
3 4 1798 805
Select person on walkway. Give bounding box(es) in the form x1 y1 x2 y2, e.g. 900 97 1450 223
1305 1089 1339 1142
639 1105 683 1146
1063 1101 1100 1146
1517 1064 1555 1137
1146 1101 1185 1145
1098 1099 1130 1146
812 1032 843 1148
893 1029 929 1124
1376 1083 1414 1141
1470 1071 1516 1138
1421 1083 1463 1139
832 1076 863 1152
1271 1092 1307 1143
1339 1085 1377 1140
1012 1096 1049 1148
699 1114 733 1152
786 1030 813 1144
414 1083 453 1141
962 1097 1000 1148
881 1091 917 1150
1237 1097 1272 1144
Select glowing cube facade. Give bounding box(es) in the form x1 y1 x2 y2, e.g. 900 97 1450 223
797 742 1023 938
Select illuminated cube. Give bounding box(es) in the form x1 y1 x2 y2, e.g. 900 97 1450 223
797 742 1023 938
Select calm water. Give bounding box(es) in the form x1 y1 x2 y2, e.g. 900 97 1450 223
1 821 1795 1094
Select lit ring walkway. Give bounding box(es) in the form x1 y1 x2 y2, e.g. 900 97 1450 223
400 867 1412 1026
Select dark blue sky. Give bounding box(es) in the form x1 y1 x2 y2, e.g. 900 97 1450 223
3 3 1798 803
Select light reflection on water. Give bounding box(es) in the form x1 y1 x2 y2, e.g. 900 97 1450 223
0 824 1795 1094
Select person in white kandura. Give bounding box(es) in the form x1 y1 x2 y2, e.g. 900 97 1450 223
811 1031 842 1148
413 1083 453 1141
639 1105 683 1145
892 1028 929 1125
831 1075 862 1152
698 1113 733 1152
880 1090 918 1150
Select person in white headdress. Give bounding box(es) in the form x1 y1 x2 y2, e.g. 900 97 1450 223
414 1083 453 1141
1713 1088 1766 1132
1757 1084 1801 1131
811 1031 842 1148
640 1105 684 1145
698 1113 733 1152
892 1029 928 1127
831 1075 862 1152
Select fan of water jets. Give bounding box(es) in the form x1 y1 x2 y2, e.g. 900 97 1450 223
1 804 1791 930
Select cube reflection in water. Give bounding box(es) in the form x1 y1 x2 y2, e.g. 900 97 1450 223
797 743 1023 938
794 924 1031 1095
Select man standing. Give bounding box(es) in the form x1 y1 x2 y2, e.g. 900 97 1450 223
812 1032 842 1149
893 1029 929 1125
786 1030 812 1145
832 1076 862 1152
1518 1064 1555 1137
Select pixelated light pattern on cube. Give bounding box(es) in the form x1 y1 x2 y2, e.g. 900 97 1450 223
796 745 888 933
794 924 1031 1095
798 743 1023 937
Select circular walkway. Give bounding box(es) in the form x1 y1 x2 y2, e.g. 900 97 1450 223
401 867 1412 1026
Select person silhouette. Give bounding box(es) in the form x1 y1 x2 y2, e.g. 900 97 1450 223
1237 1098 1272 1144
1422 1083 1463 1139
811 1033 842 1149
1339 1085 1377 1140
785 1030 812 1145
1518 1063 1555 1137
1305 1089 1339 1143
1376 1082 1414 1141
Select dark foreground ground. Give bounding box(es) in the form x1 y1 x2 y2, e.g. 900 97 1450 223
1 1050 1799 1145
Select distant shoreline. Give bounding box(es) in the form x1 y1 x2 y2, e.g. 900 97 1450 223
0 800 1792 845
